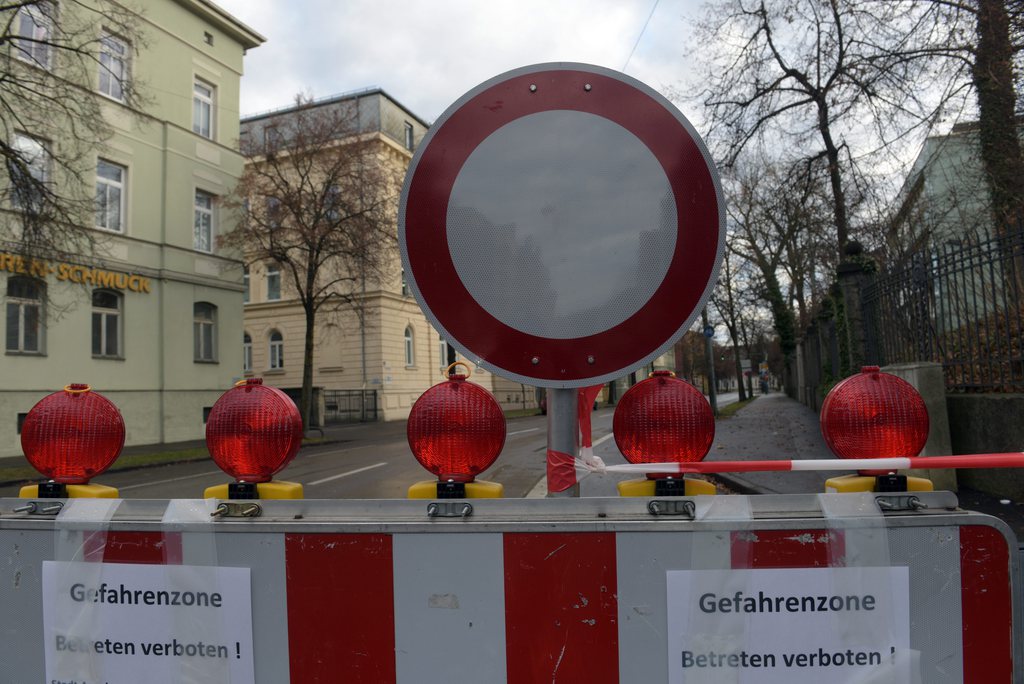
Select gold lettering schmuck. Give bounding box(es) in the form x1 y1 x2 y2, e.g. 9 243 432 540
0 253 151 293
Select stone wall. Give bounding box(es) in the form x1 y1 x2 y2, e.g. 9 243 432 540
947 394 1024 499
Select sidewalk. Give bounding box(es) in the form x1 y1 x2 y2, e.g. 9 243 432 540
711 393 1024 542
708 392 829 494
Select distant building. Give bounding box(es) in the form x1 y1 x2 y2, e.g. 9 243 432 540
0 0 263 455
890 122 996 255
239 90 538 422
887 122 1022 334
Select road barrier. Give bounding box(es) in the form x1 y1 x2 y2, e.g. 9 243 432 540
0 492 1017 683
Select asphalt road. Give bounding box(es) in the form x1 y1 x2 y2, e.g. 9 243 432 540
0 409 615 500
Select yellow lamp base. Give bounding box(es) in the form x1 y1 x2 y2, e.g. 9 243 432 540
407 480 504 499
203 480 304 500
617 477 717 497
824 474 934 493
19 483 119 498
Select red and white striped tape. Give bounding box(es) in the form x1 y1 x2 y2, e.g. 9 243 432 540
562 452 1024 478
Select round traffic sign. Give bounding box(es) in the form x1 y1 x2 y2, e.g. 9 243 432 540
399 63 724 387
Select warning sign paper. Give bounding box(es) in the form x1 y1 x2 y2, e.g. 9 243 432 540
667 567 912 683
42 561 254 684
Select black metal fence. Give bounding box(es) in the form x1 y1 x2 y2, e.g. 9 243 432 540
323 389 378 423
863 228 1024 392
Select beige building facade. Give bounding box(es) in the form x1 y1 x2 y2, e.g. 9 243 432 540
240 90 539 422
0 0 262 455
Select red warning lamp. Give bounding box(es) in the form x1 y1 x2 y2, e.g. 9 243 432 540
407 363 505 498
204 378 304 500
820 366 929 461
613 371 717 497
821 366 933 492
19 384 124 498
614 371 715 465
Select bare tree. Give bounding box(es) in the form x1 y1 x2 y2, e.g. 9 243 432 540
689 0 961 257
711 246 759 400
770 164 837 328
723 162 800 361
222 96 403 429
0 1 146 260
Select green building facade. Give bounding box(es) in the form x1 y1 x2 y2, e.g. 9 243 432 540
0 0 263 455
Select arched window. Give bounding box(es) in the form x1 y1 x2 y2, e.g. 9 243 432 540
193 302 217 362
6 276 44 353
268 330 284 369
242 332 252 373
404 326 414 367
91 289 122 358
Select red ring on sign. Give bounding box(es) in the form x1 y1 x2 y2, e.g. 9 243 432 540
403 68 720 384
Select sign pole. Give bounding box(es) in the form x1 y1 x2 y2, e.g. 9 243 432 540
702 308 718 416
546 388 579 497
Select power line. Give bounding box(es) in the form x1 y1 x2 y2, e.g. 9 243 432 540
623 0 660 72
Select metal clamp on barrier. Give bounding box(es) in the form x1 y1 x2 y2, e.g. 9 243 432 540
875 495 928 513
426 501 473 518
647 499 696 518
11 501 63 516
210 502 262 519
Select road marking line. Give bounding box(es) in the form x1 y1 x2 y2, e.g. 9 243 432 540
119 470 223 491
508 428 540 436
307 462 388 486
594 433 614 447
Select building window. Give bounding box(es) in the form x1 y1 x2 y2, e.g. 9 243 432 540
266 265 280 301
6 277 44 354
194 190 214 252
203 31 214 46
243 332 252 372
13 3 53 69
404 121 414 151
193 302 216 362
264 125 282 150
242 267 249 304
439 337 457 371
404 326 414 367
91 289 121 358
400 267 408 296
266 196 282 230
268 330 284 369
10 133 49 210
192 78 215 139
95 159 125 232
325 184 341 222
98 33 128 101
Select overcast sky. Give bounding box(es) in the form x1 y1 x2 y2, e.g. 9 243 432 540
213 0 707 124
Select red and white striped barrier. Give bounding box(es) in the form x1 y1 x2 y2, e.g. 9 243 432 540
0 496 1014 683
